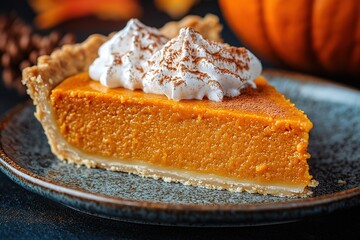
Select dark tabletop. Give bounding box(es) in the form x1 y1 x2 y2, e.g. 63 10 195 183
1 1 360 239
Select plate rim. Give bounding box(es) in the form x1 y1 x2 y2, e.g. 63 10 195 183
1 69 360 224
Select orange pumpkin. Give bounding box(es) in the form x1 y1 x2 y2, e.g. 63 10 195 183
219 0 360 78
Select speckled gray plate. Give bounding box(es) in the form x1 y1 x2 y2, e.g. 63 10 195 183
1 70 360 226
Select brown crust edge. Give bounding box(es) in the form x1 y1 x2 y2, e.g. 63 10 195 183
22 34 107 161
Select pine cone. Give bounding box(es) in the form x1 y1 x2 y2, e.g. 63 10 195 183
0 13 76 94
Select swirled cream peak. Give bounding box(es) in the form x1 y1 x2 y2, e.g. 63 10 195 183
89 19 168 89
143 27 262 102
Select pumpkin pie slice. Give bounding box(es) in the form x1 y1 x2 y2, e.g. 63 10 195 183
22 17 316 198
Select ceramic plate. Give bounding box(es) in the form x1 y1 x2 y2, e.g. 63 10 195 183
1 70 360 226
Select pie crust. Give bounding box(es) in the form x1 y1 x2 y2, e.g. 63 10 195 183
22 17 316 198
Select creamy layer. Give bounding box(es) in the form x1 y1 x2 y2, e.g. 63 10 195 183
89 19 262 102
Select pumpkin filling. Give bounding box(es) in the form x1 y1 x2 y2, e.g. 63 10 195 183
50 72 314 196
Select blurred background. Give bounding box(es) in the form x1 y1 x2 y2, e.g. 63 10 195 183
1 2 360 238
1 0 359 113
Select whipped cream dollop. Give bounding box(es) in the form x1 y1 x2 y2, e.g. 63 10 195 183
89 20 262 102
143 27 262 101
89 19 168 90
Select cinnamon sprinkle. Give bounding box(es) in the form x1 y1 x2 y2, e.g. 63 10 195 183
143 27 261 101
